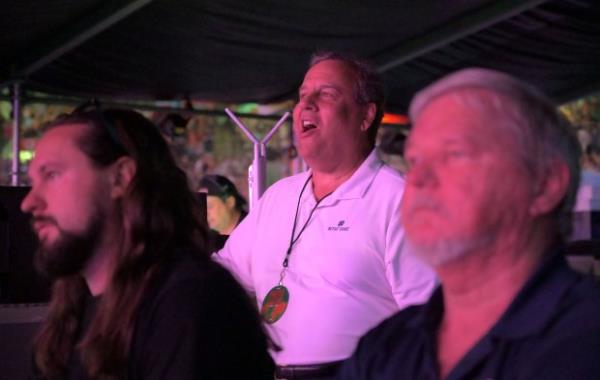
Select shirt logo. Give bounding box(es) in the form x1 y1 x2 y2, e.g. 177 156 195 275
328 220 350 231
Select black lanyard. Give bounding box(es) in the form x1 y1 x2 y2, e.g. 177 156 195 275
279 175 332 278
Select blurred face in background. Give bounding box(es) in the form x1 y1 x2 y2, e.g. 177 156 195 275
203 192 240 235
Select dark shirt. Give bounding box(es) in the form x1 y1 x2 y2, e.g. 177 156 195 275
59 249 274 379
337 249 600 380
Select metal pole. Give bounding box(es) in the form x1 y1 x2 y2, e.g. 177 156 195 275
225 108 290 209
11 82 22 186
0 94 290 122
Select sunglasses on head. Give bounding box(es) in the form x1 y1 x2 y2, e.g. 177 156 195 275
71 98 128 153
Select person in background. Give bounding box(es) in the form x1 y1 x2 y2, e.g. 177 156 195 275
198 174 248 235
337 68 600 380
21 103 273 380
215 52 436 380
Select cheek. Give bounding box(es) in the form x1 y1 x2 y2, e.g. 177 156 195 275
402 179 476 235
217 205 230 219
55 196 95 232
292 105 303 134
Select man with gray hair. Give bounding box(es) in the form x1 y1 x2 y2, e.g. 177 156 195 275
337 68 600 380
216 52 435 379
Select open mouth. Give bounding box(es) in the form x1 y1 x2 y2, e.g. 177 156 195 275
301 120 317 133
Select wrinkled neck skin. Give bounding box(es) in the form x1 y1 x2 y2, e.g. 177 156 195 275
309 148 370 200
438 218 553 315
435 218 555 379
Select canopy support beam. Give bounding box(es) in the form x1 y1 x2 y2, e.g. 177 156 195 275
17 0 154 77
376 0 548 73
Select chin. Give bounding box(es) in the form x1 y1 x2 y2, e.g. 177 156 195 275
406 233 493 267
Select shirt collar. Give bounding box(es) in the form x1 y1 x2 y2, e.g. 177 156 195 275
306 149 383 205
489 245 578 339
404 245 577 341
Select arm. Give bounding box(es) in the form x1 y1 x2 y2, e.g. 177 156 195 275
385 201 437 309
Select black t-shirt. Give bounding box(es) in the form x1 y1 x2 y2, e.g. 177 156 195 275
58 249 274 379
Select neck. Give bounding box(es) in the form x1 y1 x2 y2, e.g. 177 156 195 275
82 247 116 296
439 225 551 309
222 211 241 235
81 220 123 296
435 223 553 378
310 150 370 200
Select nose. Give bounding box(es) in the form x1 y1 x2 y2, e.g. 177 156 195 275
20 186 43 215
295 92 318 112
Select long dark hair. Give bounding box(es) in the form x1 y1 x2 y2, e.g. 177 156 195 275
34 105 209 379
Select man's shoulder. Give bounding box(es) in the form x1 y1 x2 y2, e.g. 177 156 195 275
553 272 600 330
250 172 304 201
148 250 246 308
361 162 406 203
371 161 406 190
520 274 600 380
378 162 406 181
268 171 309 190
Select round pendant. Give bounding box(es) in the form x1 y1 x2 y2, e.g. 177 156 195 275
261 285 289 324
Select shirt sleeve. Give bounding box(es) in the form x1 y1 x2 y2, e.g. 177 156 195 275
384 199 437 309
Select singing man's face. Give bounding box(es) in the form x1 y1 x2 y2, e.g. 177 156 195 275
292 59 372 168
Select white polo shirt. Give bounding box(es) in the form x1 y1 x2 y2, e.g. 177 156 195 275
216 150 436 365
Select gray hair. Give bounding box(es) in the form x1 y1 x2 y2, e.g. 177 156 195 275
409 68 581 239
310 51 385 146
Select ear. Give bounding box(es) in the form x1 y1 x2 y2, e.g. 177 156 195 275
109 156 137 199
529 161 570 216
225 195 236 209
360 103 377 132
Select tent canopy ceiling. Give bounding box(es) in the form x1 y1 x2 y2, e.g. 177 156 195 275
1 0 599 114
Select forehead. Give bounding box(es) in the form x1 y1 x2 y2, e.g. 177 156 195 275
409 91 514 150
301 59 357 88
206 194 227 205
29 124 90 169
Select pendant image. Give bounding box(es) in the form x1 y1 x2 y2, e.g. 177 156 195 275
261 285 289 324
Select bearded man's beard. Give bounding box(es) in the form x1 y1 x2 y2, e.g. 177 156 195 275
34 210 105 279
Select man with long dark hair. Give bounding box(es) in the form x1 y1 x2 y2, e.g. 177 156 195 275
21 104 274 379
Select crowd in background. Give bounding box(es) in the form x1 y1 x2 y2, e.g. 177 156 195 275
0 95 599 198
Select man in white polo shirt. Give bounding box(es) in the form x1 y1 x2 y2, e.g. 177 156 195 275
215 51 436 380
